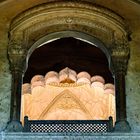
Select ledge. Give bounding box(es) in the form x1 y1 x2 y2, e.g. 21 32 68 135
1 132 140 140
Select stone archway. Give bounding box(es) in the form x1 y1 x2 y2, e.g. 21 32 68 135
7 1 130 132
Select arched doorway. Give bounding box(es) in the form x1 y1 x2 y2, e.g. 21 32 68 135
7 1 130 132
21 37 116 133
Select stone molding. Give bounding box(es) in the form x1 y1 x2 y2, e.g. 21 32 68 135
8 1 130 63
10 1 125 29
8 1 129 49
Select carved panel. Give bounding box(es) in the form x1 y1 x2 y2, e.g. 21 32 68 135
21 68 116 125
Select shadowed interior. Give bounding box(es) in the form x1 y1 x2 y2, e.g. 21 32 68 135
23 37 114 84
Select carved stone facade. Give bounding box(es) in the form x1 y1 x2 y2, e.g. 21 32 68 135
7 1 130 132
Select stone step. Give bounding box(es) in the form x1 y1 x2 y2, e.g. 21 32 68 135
1 132 140 140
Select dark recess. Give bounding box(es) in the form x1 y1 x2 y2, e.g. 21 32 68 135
23 37 114 84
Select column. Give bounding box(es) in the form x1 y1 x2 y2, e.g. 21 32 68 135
112 56 131 132
6 48 26 132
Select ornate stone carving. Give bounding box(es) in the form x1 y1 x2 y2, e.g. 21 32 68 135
23 17 114 50
112 57 129 75
21 68 116 123
7 35 27 132
11 1 125 30
8 37 27 73
7 0 131 132
111 35 130 75
111 35 130 57
9 0 127 52
21 68 113 121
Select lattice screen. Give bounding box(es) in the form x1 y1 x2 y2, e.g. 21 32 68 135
24 116 113 133
30 123 108 133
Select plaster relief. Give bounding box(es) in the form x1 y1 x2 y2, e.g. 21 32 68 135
21 68 116 125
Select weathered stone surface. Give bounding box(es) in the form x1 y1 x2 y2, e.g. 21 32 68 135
126 30 140 132
0 0 140 134
0 57 11 131
0 40 11 131
126 72 140 132
1 132 140 140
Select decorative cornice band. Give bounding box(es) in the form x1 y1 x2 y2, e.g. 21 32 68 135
10 1 126 32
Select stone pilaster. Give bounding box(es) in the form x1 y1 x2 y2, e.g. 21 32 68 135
6 38 27 132
111 37 131 132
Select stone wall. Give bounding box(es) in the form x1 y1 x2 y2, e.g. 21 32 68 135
0 60 11 131
126 29 140 132
0 21 11 131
